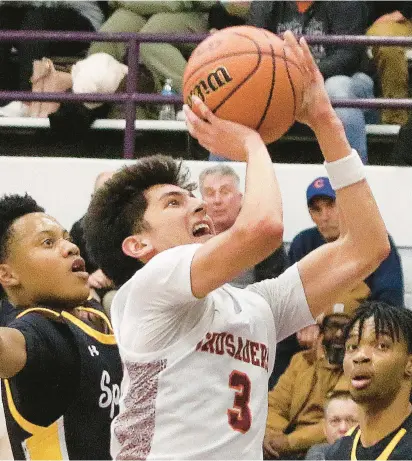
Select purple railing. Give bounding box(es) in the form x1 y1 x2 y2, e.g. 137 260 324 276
0 30 412 158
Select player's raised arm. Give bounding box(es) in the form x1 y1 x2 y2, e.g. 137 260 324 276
282 31 390 318
184 98 284 298
0 328 26 378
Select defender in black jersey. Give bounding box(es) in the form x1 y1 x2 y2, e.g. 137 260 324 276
325 301 412 460
0 194 122 460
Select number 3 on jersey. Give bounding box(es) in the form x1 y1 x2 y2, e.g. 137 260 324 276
228 370 252 433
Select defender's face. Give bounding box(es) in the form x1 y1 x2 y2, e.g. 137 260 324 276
343 317 411 406
4 213 90 307
201 174 242 234
308 197 340 242
142 184 215 253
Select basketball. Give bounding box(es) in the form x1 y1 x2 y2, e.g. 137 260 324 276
183 26 304 145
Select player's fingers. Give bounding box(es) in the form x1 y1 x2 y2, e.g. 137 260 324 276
283 30 304 62
183 104 204 139
191 96 216 123
299 36 318 75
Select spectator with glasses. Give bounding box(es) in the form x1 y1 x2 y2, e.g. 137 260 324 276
263 314 351 460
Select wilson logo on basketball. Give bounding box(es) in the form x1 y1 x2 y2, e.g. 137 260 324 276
187 66 233 106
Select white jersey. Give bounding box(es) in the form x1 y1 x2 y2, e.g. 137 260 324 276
110 244 314 460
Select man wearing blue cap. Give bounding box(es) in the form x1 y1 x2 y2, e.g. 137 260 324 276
269 176 404 388
290 176 404 312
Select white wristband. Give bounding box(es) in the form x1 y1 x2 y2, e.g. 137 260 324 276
324 149 366 191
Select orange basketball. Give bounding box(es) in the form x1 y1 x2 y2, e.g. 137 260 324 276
183 26 304 145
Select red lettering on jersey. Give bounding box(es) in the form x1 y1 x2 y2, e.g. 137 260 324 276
260 344 269 371
215 332 226 355
250 341 260 367
196 331 269 371
225 334 235 356
201 332 215 353
234 337 244 361
242 340 251 363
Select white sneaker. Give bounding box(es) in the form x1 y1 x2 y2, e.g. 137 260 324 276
0 101 29 117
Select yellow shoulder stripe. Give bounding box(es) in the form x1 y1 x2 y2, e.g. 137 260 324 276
3 380 42 434
62 311 116 345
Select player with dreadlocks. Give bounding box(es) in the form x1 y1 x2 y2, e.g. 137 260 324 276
325 301 412 459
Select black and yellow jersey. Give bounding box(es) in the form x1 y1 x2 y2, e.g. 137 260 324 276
325 412 412 460
1 305 122 460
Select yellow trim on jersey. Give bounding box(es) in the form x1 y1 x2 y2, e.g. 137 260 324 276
16 307 59 319
62 310 116 345
15 306 115 344
4 379 68 459
350 427 407 460
346 426 358 436
3 380 41 435
23 417 68 460
74 306 114 333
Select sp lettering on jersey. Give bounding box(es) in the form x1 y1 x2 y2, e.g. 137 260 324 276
88 345 99 356
99 370 120 419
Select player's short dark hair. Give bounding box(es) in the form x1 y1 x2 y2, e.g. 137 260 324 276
344 301 412 354
0 194 44 262
84 155 196 287
0 194 44 298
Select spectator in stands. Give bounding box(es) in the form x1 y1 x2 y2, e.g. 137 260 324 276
199 163 289 288
208 1 250 32
272 175 404 390
366 2 412 126
0 1 105 118
391 114 412 166
71 170 115 315
0 193 122 460
248 1 373 164
325 301 412 459
305 392 359 460
264 313 351 460
290 176 404 311
31 1 215 122
87 1 213 97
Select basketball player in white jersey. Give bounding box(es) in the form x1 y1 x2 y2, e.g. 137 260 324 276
84 31 390 460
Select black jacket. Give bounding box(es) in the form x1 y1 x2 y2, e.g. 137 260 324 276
367 1 412 24
247 1 369 79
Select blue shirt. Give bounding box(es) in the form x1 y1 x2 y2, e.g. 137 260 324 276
289 227 404 307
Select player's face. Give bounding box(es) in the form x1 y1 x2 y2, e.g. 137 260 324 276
201 174 242 234
343 317 411 406
324 398 359 444
308 197 340 242
3 213 90 307
141 184 215 252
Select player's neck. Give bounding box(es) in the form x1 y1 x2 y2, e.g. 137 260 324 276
359 393 412 447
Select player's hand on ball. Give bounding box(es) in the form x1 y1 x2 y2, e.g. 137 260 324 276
283 30 334 130
184 96 262 161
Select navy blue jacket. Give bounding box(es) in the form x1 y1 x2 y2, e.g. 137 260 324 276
289 227 404 307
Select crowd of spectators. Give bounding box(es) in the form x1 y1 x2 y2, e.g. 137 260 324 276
0 2 411 459
0 1 410 164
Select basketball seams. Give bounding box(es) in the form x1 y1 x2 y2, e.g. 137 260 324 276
184 31 266 84
196 33 263 113
255 31 277 132
184 28 303 143
282 45 297 122
184 53 301 96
